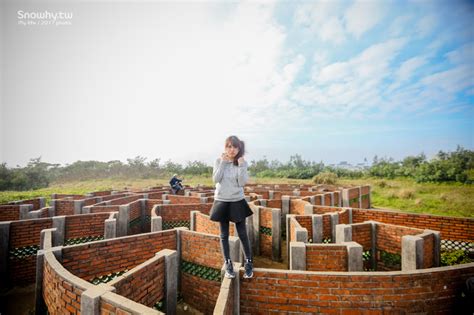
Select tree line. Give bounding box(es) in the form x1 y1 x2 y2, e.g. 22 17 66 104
0 146 472 191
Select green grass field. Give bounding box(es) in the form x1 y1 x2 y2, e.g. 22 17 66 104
0 176 472 218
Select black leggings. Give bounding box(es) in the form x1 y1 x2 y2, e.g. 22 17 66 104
219 220 252 261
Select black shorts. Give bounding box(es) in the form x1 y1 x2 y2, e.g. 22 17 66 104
209 199 253 223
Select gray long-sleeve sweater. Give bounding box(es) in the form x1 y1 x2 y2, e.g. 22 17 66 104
212 158 249 201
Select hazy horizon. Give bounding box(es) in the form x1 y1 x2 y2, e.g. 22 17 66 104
1 0 473 168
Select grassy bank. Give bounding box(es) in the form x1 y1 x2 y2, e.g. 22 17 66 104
0 176 472 218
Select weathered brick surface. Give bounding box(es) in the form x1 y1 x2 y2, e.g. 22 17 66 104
306 244 348 271
259 207 273 257
295 216 313 242
377 224 422 254
61 230 176 281
156 203 213 221
266 199 282 208
112 255 165 307
43 254 85 315
353 209 474 242
239 264 474 314
167 195 202 204
0 205 21 221
89 205 120 213
54 200 75 216
180 230 223 314
195 212 235 236
289 199 308 215
10 218 52 248
65 213 109 239
352 223 372 251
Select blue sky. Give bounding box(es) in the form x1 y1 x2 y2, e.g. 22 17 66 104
1 0 473 167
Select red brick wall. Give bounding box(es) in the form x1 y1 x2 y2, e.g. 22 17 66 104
306 244 348 271
147 192 166 199
112 255 165 308
352 223 372 251
43 253 85 315
146 199 163 213
322 214 331 239
295 216 313 242
167 195 201 204
324 194 331 206
156 203 213 221
339 209 350 224
7 198 42 210
259 207 273 257
333 191 341 207
8 218 53 285
10 218 52 248
108 195 143 206
89 205 120 213
376 224 422 254
0 205 20 221
180 230 223 314
61 230 176 281
266 199 281 208
195 212 235 236
101 193 129 201
239 264 474 313
65 213 109 240
353 209 474 242
289 199 308 215
54 200 75 216
422 233 435 269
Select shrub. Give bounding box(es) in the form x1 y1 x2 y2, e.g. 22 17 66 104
440 250 472 266
312 172 338 185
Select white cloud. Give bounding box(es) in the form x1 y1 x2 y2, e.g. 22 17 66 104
416 14 438 37
344 0 386 38
396 56 428 82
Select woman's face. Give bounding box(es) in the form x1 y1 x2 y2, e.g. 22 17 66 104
225 142 239 159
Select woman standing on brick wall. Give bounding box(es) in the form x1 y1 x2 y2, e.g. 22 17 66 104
210 135 254 279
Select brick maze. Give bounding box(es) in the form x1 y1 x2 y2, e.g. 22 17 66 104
0 183 473 314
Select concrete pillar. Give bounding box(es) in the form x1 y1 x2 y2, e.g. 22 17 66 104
175 227 187 293
35 250 46 315
48 205 55 217
184 189 190 197
40 228 56 250
104 218 116 239
281 196 290 242
151 216 163 232
320 194 325 206
402 235 424 270
269 190 274 199
251 206 260 256
163 200 171 205
164 250 178 315
189 211 198 231
229 236 242 263
19 204 33 219
39 197 46 208
368 221 377 270
74 200 84 215
293 189 300 196
162 194 169 201
312 215 323 243
309 196 315 205
143 193 149 199
289 242 306 270
259 199 267 207
347 208 353 224
117 205 130 237
367 186 372 208
140 199 147 233
295 227 308 243
346 242 363 271
335 224 352 243
329 213 339 243
82 206 92 214
0 222 10 290
200 197 208 204
427 230 441 267
52 216 66 246
342 189 349 207
358 187 362 209
304 204 313 215
271 208 281 261
81 284 114 315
